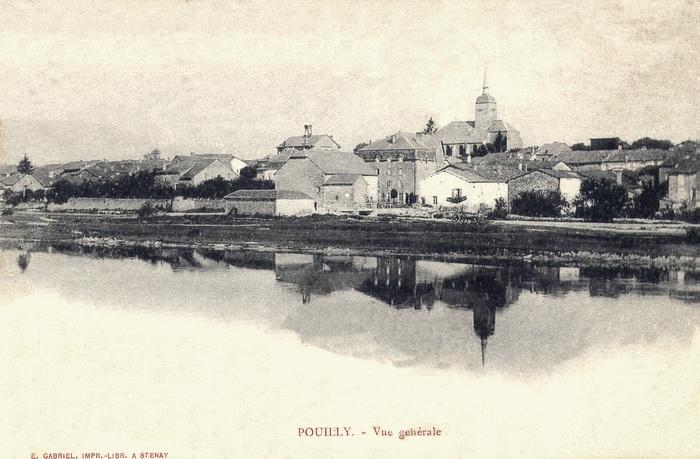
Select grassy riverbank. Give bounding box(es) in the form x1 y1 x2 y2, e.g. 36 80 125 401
2 210 698 267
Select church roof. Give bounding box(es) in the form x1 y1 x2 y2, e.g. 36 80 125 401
356 132 440 161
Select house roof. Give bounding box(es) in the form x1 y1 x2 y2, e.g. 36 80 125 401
224 189 313 201
439 163 524 183
322 174 363 186
434 119 519 145
277 134 340 150
663 152 700 174
536 142 572 155
301 150 377 175
179 159 221 180
0 174 22 186
604 149 670 162
356 132 440 161
0 164 16 175
173 153 234 163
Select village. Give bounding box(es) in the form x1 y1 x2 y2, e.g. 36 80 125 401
1 77 698 223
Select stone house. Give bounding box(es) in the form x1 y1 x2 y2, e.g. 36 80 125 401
176 159 238 186
355 132 443 204
276 125 341 153
418 163 522 212
600 149 670 171
660 153 699 209
172 153 248 176
507 169 582 206
254 148 297 181
223 189 315 216
275 150 378 210
320 174 372 211
0 173 48 193
535 142 572 160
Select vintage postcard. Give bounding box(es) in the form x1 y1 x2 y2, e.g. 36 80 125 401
1 0 699 458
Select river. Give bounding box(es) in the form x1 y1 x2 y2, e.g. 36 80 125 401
2 242 699 458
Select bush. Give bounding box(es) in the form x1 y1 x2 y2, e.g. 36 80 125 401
136 201 159 219
488 197 508 220
573 178 629 222
686 227 700 244
512 190 567 217
1 207 14 216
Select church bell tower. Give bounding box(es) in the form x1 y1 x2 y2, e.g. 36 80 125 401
474 69 497 133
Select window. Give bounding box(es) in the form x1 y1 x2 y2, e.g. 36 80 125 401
387 180 391 187
445 145 453 156
432 196 438 205
335 195 339 200
421 197 426 205
398 180 403 189
377 168 380 175
399 192 404 202
451 188 462 198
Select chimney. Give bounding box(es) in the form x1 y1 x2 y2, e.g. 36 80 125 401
390 134 396 144
304 125 312 137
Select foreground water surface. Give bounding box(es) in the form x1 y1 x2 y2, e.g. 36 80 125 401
2 241 699 458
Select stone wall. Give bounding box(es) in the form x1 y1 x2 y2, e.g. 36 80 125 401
171 197 225 212
508 171 559 206
47 198 171 212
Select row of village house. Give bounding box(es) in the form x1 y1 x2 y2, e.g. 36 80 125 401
1 127 698 216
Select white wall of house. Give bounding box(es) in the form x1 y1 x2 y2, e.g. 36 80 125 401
559 177 582 203
191 160 238 185
276 198 316 216
418 171 507 212
10 175 45 193
230 157 249 175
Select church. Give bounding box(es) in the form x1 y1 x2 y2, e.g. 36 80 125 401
434 74 523 159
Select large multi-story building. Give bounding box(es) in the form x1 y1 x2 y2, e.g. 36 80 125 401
354 132 444 204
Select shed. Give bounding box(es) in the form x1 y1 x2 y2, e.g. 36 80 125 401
223 189 315 216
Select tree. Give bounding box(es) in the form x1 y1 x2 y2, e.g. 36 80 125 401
17 155 34 174
239 165 258 181
570 143 590 151
422 117 437 135
493 131 507 153
573 178 629 222
143 148 161 160
353 142 369 153
632 182 664 218
630 137 673 150
511 190 568 217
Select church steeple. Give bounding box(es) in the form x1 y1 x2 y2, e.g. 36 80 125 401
475 67 497 132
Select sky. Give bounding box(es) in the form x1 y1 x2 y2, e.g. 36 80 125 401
0 0 698 165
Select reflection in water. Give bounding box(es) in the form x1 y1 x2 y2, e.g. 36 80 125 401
17 252 30 272
2 241 698 367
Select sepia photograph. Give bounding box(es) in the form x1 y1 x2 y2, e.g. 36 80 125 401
1 0 699 458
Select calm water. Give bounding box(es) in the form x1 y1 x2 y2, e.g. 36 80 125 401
3 241 699 373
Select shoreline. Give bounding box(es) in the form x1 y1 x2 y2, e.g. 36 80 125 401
2 211 698 269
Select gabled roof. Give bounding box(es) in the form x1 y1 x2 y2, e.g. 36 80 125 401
487 120 520 134
356 132 440 161
301 150 377 176
517 169 581 180
322 174 363 186
438 163 524 183
277 134 340 150
434 121 481 144
546 150 613 164
224 189 313 201
536 142 572 155
179 159 222 180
